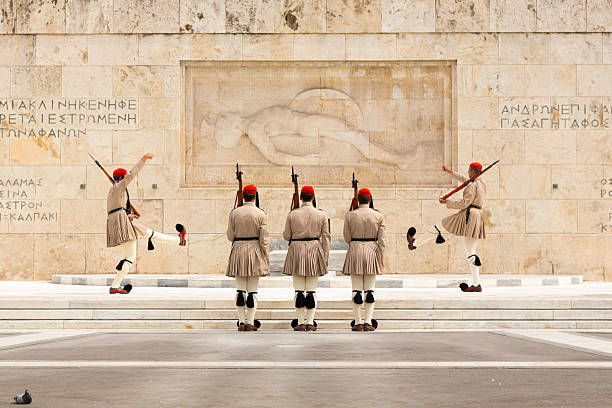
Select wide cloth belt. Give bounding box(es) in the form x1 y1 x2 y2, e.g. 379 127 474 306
233 237 259 242
465 204 482 224
108 207 127 215
289 237 320 244
352 238 378 242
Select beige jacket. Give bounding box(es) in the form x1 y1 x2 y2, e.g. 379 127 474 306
226 201 270 277
341 204 387 275
282 202 331 276
441 171 486 239
106 158 146 247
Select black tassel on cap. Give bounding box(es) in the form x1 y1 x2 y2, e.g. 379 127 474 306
236 290 246 307
148 231 155 251
305 291 316 309
312 196 317 208
294 291 305 308
369 198 374 208
255 192 260 208
365 290 375 303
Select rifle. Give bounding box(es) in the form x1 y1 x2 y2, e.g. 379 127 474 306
290 166 299 210
349 172 359 211
442 160 500 200
89 153 140 218
234 163 244 208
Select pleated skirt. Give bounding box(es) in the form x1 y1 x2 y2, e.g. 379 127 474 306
341 241 383 276
282 241 328 277
106 213 147 247
441 208 486 239
226 241 270 277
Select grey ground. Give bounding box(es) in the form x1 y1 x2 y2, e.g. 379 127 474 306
1 331 612 407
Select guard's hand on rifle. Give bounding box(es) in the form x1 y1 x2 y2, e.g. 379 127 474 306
438 197 447 204
142 152 154 161
442 165 452 174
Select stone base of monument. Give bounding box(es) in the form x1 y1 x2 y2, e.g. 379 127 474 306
51 274 583 288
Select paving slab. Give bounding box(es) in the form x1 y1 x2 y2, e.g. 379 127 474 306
0 332 608 362
0 368 611 408
578 332 612 341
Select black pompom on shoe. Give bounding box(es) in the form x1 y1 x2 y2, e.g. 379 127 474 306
176 224 187 246
459 282 469 292
407 227 417 250
123 284 133 293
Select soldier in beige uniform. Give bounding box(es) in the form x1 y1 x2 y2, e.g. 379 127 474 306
282 185 331 332
342 188 386 331
407 162 486 292
226 184 270 331
107 153 187 294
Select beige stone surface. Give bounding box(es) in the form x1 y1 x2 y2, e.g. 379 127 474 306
130 199 164 233
84 234 123 273
0 0 16 33
60 199 106 233
456 65 472 98
163 199 215 233
113 66 176 97
525 130 576 164
274 0 326 33
326 0 382 33
472 65 525 97
587 0 612 32
243 34 294 60
549 235 604 280
0 235 34 280
225 0 275 33
346 34 396 60
578 65 612 97
139 98 179 129
483 200 525 233
188 234 231 273
435 0 489 32
191 34 242 60
112 130 165 164
293 34 345 60
138 164 190 200
62 66 113 98
34 234 86 280
457 130 472 164
381 0 435 32
526 200 577 233
35 165 87 200
577 200 612 233
87 35 138 65
472 130 524 165
458 98 498 129
377 198 421 234
137 238 189 273
10 136 61 166
499 34 550 64
605 34 612 64
16 0 66 33
524 65 576 97
66 0 113 33
10 66 61 98
489 0 536 32
551 165 603 199
500 165 551 199
36 35 88 65
114 0 179 33
164 129 181 164
8 199 60 233
0 67 10 98
139 34 192 65
62 131 112 165
550 34 602 64
397 33 498 64
0 136 8 165
518 235 553 275
577 131 612 164
180 0 225 33
536 0 586 32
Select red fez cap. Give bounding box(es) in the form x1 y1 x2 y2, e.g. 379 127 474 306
113 168 127 179
301 185 314 195
469 162 483 170
243 184 257 195
358 188 371 197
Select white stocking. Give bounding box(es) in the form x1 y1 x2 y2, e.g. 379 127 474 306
235 276 247 324
145 228 180 245
292 275 306 324
412 223 446 249
463 237 480 286
111 240 137 288
351 274 364 324
245 276 260 325
304 276 318 325
363 274 376 325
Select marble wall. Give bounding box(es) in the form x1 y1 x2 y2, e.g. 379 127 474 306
0 0 611 281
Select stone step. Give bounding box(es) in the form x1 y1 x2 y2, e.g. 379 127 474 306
2 319 612 330
2 308 612 320
3 298 611 310
51 274 584 288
